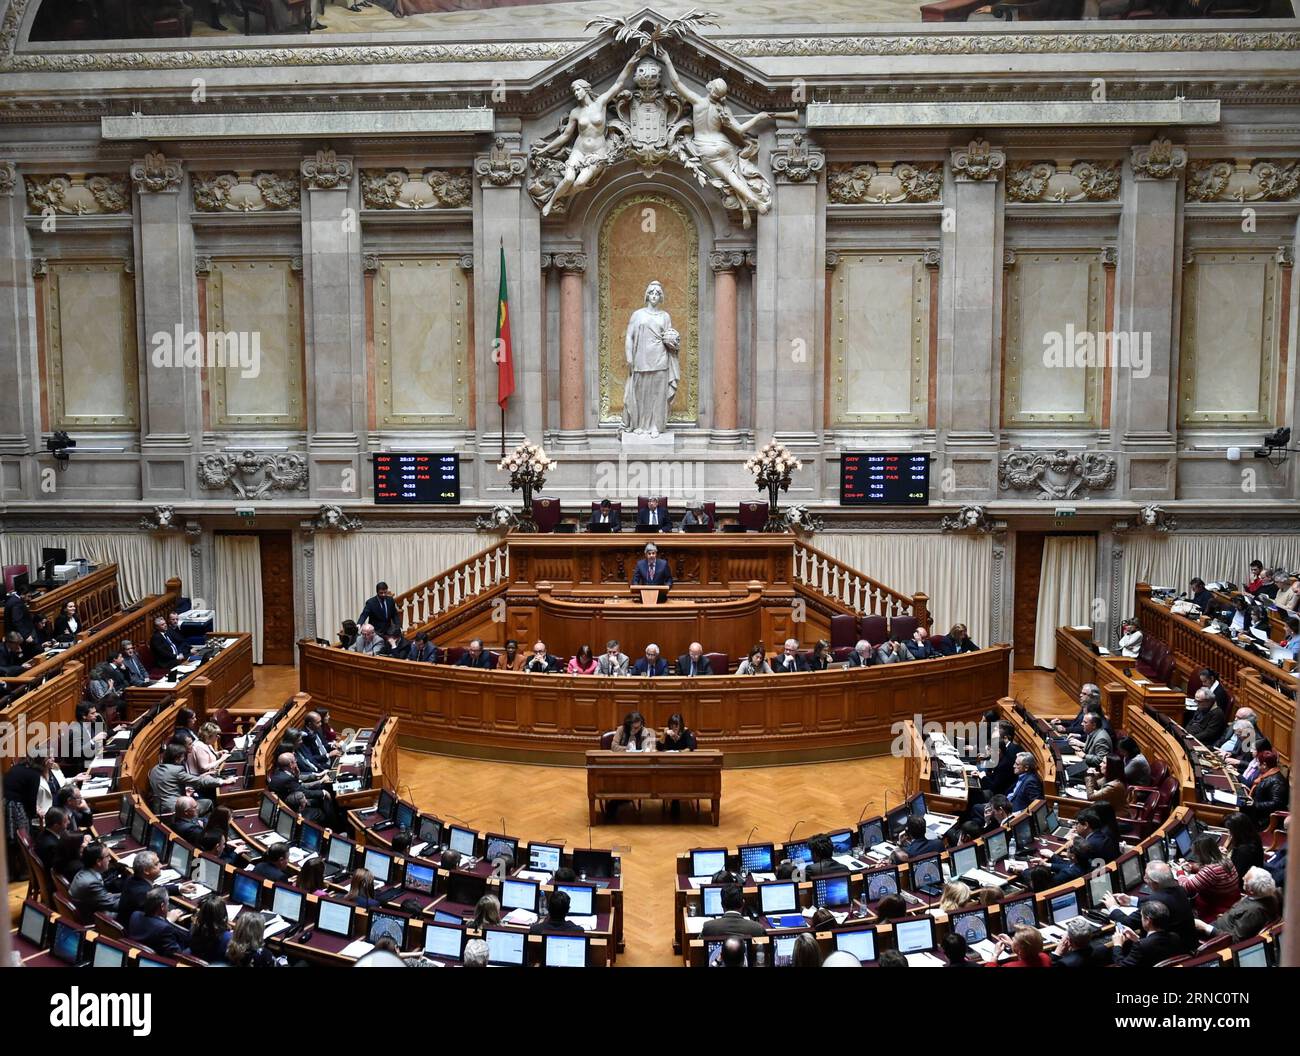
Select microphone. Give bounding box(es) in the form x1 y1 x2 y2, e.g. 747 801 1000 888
500 816 507 836
588 820 593 851
744 825 758 846
787 820 804 844
857 802 872 825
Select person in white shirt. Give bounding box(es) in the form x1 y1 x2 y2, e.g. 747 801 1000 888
1117 618 1144 658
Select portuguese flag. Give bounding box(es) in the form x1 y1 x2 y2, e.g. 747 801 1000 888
495 243 515 410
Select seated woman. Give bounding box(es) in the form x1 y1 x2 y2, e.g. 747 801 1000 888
611 711 656 752
1116 736 1151 788
805 639 832 671
1178 834 1240 921
1227 596 1251 636
1084 754 1128 811
53 601 80 643
337 619 359 650
1242 749 1288 827
660 713 697 751
347 867 380 908
736 645 772 675
986 926 1051 967
188 894 233 964
1225 811 1265 880
186 721 226 777
566 644 598 675
496 638 526 672
871 894 908 923
937 880 974 915
1117 617 1143 658
225 911 282 967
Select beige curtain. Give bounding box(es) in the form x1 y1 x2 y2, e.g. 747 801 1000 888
812 532 994 648
1034 535 1098 669
1120 534 1300 627
0 532 189 605
212 535 264 664
314 531 488 641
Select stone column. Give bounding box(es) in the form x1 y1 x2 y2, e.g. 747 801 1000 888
939 137 1005 500
0 162 36 485
552 251 587 444
1113 137 1186 498
130 150 200 499
301 148 365 500
473 132 543 457
755 130 826 473
709 248 745 445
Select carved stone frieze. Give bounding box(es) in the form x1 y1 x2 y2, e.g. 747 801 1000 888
130 151 183 194
306 504 362 533
0 162 15 197
951 139 1005 183
192 170 300 212
771 132 825 185
476 137 527 187
1185 158 1300 202
998 448 1116 500
1006 160 1120 203
1131 138 1186 180
360 167 472 209
827 161 942 204
196 450 308 499
139 505 179 532
24 173 130 215
550 251 588 273
301 149 352 191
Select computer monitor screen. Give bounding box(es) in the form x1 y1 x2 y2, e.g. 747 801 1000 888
377 789 396 819
866 869 899 901
41 546 67 567
137 956 169 968
1145 839 1167 863
404 862 434 895
544 934 587 968
1119 855 1143 891
1045 806 1061 834
1087 870 1114 908
170 842 192 878
363 848 392 884
196 855 223 894
783 841 812 865
1002 896 1037 930
272 886 304 923
91 941 127 968
1049 891 1080 925
907 793 927 817
739 844 774 874
117 798 133 830
950 909 989 944
274 808 296 841
394 803 416 832
230 871 261 909
571 849 615 878
148 826 169 857
259 793 278 827
529 843 562 873
479 836 516 869
448 826 477 857
51 922 82 965
300 824 322 854
1236 941 1269 968
423 924 464 961
701 886 725 917
706 939 749 967
885 807 910 835
1032 802 1050 832
433 910 462 926
501 878 539 912
828 830 853 855
691 848 727 877
910 855 942 891
130 810 148 845
556 883 595 917
367 912 406 948
814 876 850 907
316 900 353 937
984 829 1009 863
418 817 442 849
19 904 46 946
894 916 935 955
949 843 978 878
326 837 353 871
772 934 799 968
759 881 797 914
835 928 876 963
485 927 526 966
858 820 885 849
1172 826 1192 858
445 873 487 907
1013 819 1033 848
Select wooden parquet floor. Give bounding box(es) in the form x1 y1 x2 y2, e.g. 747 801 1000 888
6 666 1070 966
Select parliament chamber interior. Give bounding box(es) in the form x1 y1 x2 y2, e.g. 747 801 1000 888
0 0 1297 1008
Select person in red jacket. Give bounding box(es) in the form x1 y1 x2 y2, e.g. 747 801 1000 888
985 926 1052 967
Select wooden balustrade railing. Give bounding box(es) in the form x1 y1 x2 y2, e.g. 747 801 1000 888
29 564 122 633
792 540 927 626
393 542 509 630
0 662 84 776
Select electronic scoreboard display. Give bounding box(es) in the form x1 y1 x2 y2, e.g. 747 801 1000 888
839 453 929 506
373 453 461 505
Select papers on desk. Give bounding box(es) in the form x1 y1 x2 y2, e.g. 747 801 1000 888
1065 785 1089 799
958 867 1008 888
1096 646 1111 655
226 903 243 922
513 869 552 883
262 915 292 939
260 832 287 846
750 872 776 884
925 812 958 836
287 847 316 866
334 780 362 794
178 882 211 900
1211 789 1240 807
154 868 181 886
684 915 705 935
107 730 131 747
1132 678 1150 686
833 854 871 871
502 908 538 927
689 875 715 889
971 938 1000 962
867 841 896 861
81 778 113 798
568 915 597 932
340 939 375 959
904 951 946 967
1201 625 1222 636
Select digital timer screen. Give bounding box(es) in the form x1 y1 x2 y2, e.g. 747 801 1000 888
839 453 929 506
373 453 461 505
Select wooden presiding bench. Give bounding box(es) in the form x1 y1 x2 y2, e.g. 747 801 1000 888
586 749 723 825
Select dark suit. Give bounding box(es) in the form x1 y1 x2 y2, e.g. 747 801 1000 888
117 876 154 927
588 510 623 532
151 630 185 669
1007 772 1044 813
1112 928 1185 967
980 741 1023 796
4 592 34 640
805 858 849 878
899 836 944 859
0 644 30 677
632 557 672 587
359 594 401 633
636 507 673 532
1245 772 1289 826
267 767 325 809
127 911 190 956
844 649 875 668
123 654 151 686
1185 705 1226 746
675 653 713 677
771 653 807 674
907 640 938 660
523 654 561 673
252 860 289 883
380 636 411 660
406 642 439 663
631 656 668 677
700 911 766 938
1108 886 1196 952
528 918 586 935
173 816 205 844
34 826 61 870
1055 942 1105 968
52 614 80 642
455 650 495 669
1190 589 1215 613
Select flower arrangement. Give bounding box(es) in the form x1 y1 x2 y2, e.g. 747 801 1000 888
497 440 556 530
745 440 802 531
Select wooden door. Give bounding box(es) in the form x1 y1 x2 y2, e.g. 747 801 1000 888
259 531 295 665
1012 532 1046 670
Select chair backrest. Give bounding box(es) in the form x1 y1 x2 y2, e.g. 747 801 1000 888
600 730 616 750
3 564 28 592
590 501 624 516
736 502 768 532
531 498 561 533
16 827 52 906
703 651 729 675
1148 760 1169 787
94 911 125 939
444 646 465 665
829 613 858 650
930 634 952 653
1195 932 1234 956
860 615 888 646
54 889 87 925
890 615 919 642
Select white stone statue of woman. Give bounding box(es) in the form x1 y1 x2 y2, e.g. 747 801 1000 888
621 280 680 437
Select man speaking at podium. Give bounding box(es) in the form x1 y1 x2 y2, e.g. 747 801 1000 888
632 543 673 604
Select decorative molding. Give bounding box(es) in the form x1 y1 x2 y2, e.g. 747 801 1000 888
550 251 588 274
922 248 941 269
825 250 841 271
1131 137 1186 180
1100 246 1118 268
130 151 183 194
1005 160 1120 203
998 448 1116 499
827 161 942 204
31 256 46 278
194 255 212 276
196 450 308 499
362 253 380 273
1278 245 1296 268
1113 504 1178 534
1003 248 1017 269
138 505 179 532
709 249 748 273
771 132 825 185
306 504 362 533
940 504 997 533
457 254 475 271
360 167 472 209
0 162 15 197
289 255 303 273
990 529 1007 644
475 505 521 532
1185 158 1300 203
475 136 526 187
300 149 352 191
24 173 130 215
951 138 1005 183
192 170 300 212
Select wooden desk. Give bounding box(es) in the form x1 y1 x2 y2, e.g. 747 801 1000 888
124 632 254 717
586 749 723 825
29 563 122 632
0 663 83 775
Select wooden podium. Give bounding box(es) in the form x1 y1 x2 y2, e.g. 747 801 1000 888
635 584 669 605
586 749 723 825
